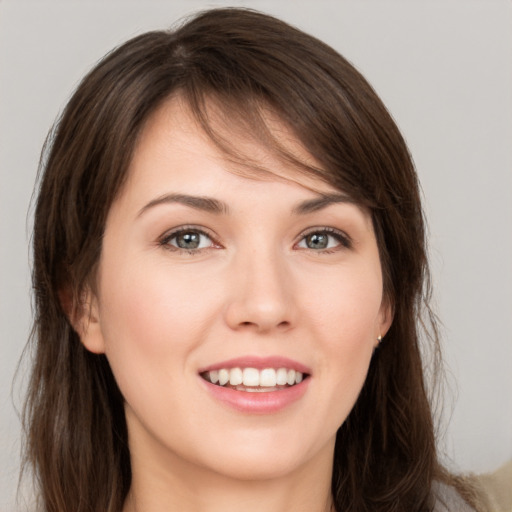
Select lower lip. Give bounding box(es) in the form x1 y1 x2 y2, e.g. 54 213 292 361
200 378 310 414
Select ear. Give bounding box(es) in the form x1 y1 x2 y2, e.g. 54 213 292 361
376 298 394 344
60 285 106 354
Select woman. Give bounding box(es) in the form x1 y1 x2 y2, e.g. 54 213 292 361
22 8 483 512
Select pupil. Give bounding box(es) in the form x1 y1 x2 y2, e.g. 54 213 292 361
177 232 200 249
307 233 328 249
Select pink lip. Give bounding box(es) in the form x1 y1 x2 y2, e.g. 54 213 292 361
198 355 312 374
200 377 310 414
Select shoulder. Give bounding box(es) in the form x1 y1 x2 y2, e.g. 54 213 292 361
431 481 476 512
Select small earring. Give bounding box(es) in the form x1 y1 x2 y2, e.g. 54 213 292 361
377 335 382 345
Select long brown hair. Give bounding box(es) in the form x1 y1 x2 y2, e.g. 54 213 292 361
22 8 479 511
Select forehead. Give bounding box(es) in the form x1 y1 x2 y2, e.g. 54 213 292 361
127 95 343 197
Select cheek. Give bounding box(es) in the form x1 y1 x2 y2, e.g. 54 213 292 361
305 268 382 413
95 255 219 386
307 266 383 344
100 250 210 333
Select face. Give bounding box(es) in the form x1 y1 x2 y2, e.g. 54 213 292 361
80 98 391 483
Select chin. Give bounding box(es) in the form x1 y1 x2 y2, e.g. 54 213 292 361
191 429 333 483
203 451 311 482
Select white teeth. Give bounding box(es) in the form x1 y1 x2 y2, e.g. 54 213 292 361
260 368 277 387
242 368 259 386
276 368 288 385
218 369 229 386
206 367 305 389
229 367 243 386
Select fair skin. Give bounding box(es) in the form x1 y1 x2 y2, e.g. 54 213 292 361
78 98 391 512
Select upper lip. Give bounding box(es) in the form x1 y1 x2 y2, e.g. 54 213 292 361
198 356 312 375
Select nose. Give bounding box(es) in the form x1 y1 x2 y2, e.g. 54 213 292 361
223 248 297 334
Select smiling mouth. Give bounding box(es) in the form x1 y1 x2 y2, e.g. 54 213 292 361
200 367 308 392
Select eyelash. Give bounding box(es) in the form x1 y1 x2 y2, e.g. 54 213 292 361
158 226 352 255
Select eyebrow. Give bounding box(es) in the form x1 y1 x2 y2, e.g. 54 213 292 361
137 192 354 218
137 193 230 217
291 193 355 215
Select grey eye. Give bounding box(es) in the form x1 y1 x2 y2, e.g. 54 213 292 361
167 230 213 250
297 229 350 251
175 231 201 249
304 233 329 249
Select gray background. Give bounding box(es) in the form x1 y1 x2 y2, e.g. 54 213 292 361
1 1 511 510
